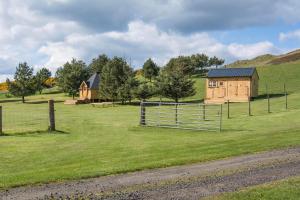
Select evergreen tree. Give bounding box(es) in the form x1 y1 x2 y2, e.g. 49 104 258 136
155 70 196 123
118 76 139 104
190 54 209 74
165 56 194 76
134 82 155 101
142 58 160 82
156 70 196 103
99 57 133 104
209 56 225 68
88 54 110 74
35 68 52 94
7 62 36 103
55 59 89 99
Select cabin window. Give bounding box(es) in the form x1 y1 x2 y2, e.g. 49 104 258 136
219 82 224 86
209 80 218 88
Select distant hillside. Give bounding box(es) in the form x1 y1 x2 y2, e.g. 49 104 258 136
227 49 300 68
268 49 300 65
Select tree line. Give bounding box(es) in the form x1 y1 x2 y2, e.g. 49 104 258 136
6 53 224 103
6 63 52 103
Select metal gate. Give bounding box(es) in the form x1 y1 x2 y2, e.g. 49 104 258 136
140 102 222 131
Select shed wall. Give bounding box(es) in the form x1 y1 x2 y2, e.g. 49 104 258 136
205 77 254 103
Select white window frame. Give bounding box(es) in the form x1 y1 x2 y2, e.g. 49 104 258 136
209 80 218 88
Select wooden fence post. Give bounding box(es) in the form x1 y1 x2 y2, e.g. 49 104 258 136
49 100 55 131
203 104 206 120
0 106 2 135
219 104 223 132
227 100 230 119
284 83 288 110
266 84 270 113
175 103 178 125
248 97 251 116
140 100 146 126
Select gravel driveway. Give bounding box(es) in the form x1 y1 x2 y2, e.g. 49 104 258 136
1 147 300 200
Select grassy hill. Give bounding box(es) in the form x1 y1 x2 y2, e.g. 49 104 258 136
0 53 300 189
226 49 300 68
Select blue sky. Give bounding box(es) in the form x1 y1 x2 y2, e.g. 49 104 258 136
1 0 300 81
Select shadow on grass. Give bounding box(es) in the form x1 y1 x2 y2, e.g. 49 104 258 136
128 126 245 133
24 100 65 104
122 99 205 107
182 99 205 103
221 128 255 132
254 93 286 100
42 90 63 95
0 99 22 103
0 130 69 137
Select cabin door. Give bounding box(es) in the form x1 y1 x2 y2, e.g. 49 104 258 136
208 89 214 99
81 87 89 99
228 81 238 97
238 84 249 97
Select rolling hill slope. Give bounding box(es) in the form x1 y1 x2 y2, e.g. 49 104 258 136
222 49 300 96
227 49 300 68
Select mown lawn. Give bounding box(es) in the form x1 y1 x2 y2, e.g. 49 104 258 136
0 62 300 189
210 177 300 200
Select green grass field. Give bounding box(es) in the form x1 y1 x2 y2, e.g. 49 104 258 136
0 61 300 189
210 176 300 200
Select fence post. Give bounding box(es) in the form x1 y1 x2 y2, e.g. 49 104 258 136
175 103 178 125
266 84 270 113
248 97 251 116
203 104 206 120
219 104 223 132
0 106 2 135
227 100 230 119
158 101 161 127
48 99 55 131
140 100 146 126
284 83 288 110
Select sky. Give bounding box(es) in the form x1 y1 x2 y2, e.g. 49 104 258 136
1 0 300 81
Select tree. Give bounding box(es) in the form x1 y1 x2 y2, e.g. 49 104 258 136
88 54 110 74
134 82 155 101
156 70 196 103
191 54 209 74
35 68 52 94
56 59 89 99
118 76 139 104
209 56 225 68
142 58 160 82
165 56 194 76
156 70 196 123
99 57 133 104
7 62 36 103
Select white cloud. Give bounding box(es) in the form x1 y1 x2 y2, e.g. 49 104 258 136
227 42 278 59
0 0 293 79
0 74 13 83
38 21 280 71
279 29 300 41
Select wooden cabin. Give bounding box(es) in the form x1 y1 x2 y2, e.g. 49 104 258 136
79 73 100 102
205 67 259 104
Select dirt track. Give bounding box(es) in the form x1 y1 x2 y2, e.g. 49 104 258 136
1 147 300 200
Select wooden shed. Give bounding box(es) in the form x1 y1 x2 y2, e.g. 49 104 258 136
205 67 259 104
79 73 100 102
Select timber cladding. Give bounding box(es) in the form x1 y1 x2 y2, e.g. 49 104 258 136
79 73 100 102
205 68 259 104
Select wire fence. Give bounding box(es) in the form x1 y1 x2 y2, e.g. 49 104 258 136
140 102 222 131
1 104 49 134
